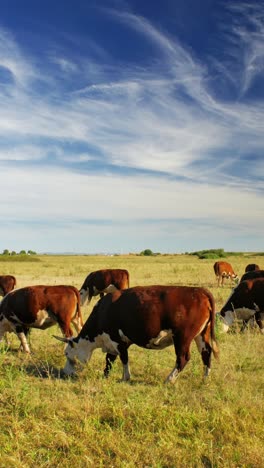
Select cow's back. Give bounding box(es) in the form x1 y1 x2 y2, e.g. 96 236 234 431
92 269 129 290
245 264 260 273
240 270 264 283
0 285 79 323
214 261 234 275
93 285 215 347
0 275 16 296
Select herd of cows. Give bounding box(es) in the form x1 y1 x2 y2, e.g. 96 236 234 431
0 261 263 383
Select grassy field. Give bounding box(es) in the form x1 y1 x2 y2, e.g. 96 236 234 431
0 254 263 467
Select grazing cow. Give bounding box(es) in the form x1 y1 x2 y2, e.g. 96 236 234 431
245 264 260 273
240 269 264 283
0 285 83 353
79 269 129 306
213 261 239 287
55 285 219 383
0 275 16 297
220 278 264 334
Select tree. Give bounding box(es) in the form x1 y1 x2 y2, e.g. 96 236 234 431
2 249 10 255
140 249 154 256
19 250 27 255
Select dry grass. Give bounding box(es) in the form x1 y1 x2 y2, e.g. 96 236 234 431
0 254 263 467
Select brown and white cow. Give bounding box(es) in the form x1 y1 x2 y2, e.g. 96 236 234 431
79 269 129 306
220 278 264 334
240 269 264 283
245 264 260 273
0 275 16 297
0 285 83 353
213 261 239 287
55 285 219 383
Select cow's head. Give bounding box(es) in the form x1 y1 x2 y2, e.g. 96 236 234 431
53 335 95 376
79 288 90 306
219 310 234 332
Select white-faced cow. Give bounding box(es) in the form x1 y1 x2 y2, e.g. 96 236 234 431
220 278 264 334
55 285 219 383
0 275 16 297
213 261 239 287
0 285 83 353
79 269 129 306
240 269 264 283
245 264 260 273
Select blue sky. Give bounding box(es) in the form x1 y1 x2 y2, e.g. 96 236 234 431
0 0 263 254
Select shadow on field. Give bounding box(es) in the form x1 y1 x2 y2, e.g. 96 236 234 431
201 455 213 467
22 361 73 380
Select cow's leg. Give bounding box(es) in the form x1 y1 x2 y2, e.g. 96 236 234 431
165 335 191 383
255 312 264 334
194 329 213 378
118 344 131 381
57 316 73 338
104 353 118 378
15 325 31 353
240 319 249 333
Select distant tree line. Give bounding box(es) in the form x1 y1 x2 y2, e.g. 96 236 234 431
188 248 242 259
139 249 160 256
2 249 37 256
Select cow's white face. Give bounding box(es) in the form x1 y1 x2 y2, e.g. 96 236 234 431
220 307 256 332
79 288 90 306
63 338 95 375
220 311 233 332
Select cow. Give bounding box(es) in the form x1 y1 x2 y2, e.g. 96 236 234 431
0 275 16 297
0 285 83 353
213 261 239 287
79 269 129 306
245 264 260 273
54 285 219 383
220 278 264 334
240 269 264 283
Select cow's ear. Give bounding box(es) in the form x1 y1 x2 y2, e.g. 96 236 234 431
53 335 69 344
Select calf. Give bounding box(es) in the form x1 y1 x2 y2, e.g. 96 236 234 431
79 268 129 305
0 285 83 353
55 285 219 383
245 264 260 273
220 278 264 333
213 261 239 287
0 275 16 296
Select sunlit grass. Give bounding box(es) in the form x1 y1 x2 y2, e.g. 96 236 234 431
0 254 263 467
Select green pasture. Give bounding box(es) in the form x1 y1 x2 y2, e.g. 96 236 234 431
0 254 263 467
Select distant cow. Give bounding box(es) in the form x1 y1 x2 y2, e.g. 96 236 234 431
79 269 129 306
0 285 83 353
213 261 239 287
245 264 260 273
0 275 16 296
240 269 264 283
55 285 219 382
220 278 264 334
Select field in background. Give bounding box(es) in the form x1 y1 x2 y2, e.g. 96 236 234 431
0 254 263 467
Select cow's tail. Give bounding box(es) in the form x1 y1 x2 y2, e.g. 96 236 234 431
208 291 219 359
126 270 130 288
72 287 84 328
